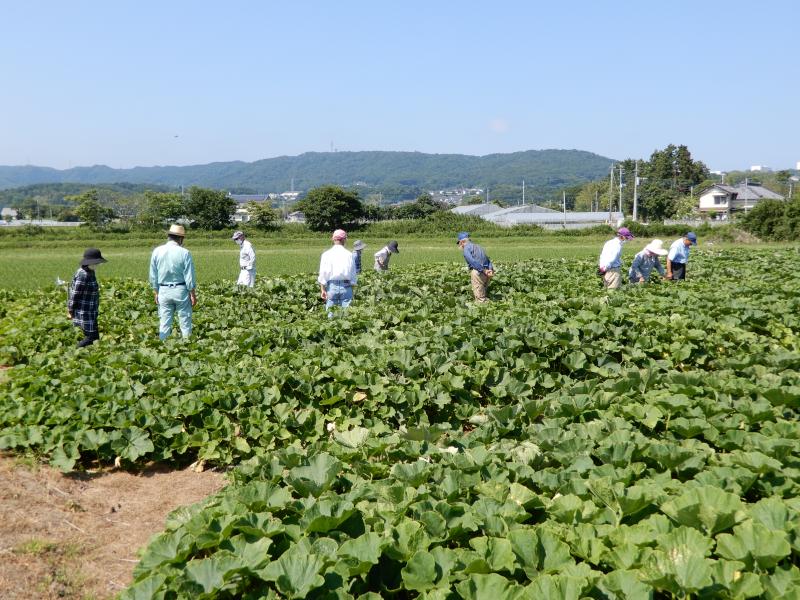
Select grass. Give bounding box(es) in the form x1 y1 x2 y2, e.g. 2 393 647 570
0 233 790 289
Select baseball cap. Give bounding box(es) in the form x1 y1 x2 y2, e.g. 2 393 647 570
456 231 470 244
686 232 698 245
231 230 244 240
332 229 347 242
617 227 634 240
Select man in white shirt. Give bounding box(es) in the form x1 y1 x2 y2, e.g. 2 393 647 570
232 231 256 287
374 240 399 272
318 229 357 316
597 227 634 289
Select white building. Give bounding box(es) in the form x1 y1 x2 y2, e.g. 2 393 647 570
451 204 623 229
750 165 772 172
698 183 784 214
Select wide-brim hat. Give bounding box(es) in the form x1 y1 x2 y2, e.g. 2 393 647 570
645 239 668 256
169 224 186 237
353 240 366 251
80 248 107 266
387 240 399 253
232 230 245 240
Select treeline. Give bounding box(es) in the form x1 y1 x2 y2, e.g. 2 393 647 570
742 198 800 240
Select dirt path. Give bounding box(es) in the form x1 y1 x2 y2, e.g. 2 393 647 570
0 454 226 599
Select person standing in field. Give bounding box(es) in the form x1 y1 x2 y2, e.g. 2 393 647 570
666 232 698 281
318 229 357 317
598 227 634 289
352 240 366 274
149 224 197 340
67 248 108 347
232 230 256 287
629 239 668 283
457 232 494 302
374 240 399 272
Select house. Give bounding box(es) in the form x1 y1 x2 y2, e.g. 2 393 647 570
1 207 19 221
233 207 251 223
285 211 305 223
451 203 505 216
698 183 784 214
228 194 271 205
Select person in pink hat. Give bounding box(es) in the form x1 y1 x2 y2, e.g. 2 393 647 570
317 229 357 317
598 226 634 289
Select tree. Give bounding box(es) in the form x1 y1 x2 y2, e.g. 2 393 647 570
140 191 186 226
297 185 364 232
393 194 448 219
184 187 237 230
246 201 279 230
69 189 115 226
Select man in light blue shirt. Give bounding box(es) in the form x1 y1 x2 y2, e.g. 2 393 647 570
149 224 197 339
666 232 697 281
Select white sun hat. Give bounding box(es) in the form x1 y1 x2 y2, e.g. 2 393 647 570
645 239 668 256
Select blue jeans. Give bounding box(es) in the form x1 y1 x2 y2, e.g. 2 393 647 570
158 287 192 339
326 281 353 317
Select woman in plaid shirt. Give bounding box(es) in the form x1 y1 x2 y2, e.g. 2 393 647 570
67 248 107 347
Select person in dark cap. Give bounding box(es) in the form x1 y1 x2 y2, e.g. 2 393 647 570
374 240 399 272
232 230 256 287
666 232 698 280
67 248 107 347
352 240 366 274
457 232 494 302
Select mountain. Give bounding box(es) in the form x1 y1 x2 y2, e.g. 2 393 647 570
0 149 615 194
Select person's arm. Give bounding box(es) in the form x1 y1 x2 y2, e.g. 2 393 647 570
185 252 197 306
598 241 614 271
67 271 83 318
241 243 255 269
149 250 160 304
630 255 645 282
655 259 666 277
318 255 328 299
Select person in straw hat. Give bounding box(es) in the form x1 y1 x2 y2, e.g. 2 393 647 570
231 230 256 287
149 224 197 340
629 239 669 284
317 229 357 317
352 239 366 274
67 248 108 347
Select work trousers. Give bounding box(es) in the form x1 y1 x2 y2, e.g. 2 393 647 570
158 287 192 340
471 270 490 302
603 268 622 289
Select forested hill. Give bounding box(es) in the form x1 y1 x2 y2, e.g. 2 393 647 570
0 149 614 193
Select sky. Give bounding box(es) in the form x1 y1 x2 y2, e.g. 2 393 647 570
1 0 798 172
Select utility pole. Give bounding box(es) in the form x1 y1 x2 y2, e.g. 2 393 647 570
594 189 599 213
608 166 614 221
633 160 639 222
562 191 566 227
522 180 525 206
618 165 624 215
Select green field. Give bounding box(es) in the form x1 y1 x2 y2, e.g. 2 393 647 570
1 247 799 598
0 234 778 289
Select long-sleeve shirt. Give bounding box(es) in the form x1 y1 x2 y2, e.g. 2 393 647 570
317 244 357 286
353 250 362 274
68 266 99 332
374 246 392 271
149 240 196 289
598 237 624 270
629 250 665 282
462 241 493 272
239 240 256 270
667 238 690 264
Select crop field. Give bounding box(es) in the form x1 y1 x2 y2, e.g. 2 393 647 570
0 235 691 289
1 247 799 598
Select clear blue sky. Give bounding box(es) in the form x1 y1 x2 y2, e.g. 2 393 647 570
1 0 797 172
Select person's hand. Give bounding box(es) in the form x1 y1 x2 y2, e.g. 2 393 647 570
639 276 645 283
320 289 327 300
485 269 494 278
190 291 197 307
67 311 73 320
154 292 159 305
599 266 607 274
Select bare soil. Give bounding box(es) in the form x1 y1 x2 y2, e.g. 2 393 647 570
0 454 225 599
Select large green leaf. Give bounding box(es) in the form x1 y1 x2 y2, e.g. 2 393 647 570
258 546 326 599
715 521 792 570
660 485 746 534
